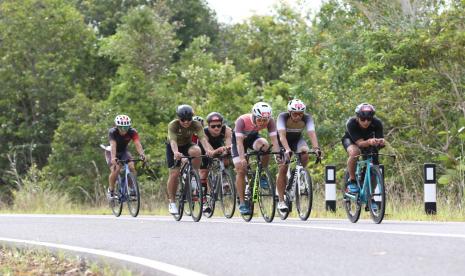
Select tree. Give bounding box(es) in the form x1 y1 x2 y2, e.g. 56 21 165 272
0 0 97 173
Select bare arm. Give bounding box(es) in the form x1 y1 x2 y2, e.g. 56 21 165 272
110 140 117 166
278 129 291 152
307 130 320 149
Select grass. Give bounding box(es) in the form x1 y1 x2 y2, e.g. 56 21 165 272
0 246 135 275
2 193 463 222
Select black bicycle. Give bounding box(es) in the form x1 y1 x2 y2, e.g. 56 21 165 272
277 151 320 221
204 154 236 218
172 155 205 222
240 146 280 223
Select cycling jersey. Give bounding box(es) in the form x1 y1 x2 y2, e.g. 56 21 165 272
108 127 139 153
276 112 315 142
205 125 227 149
342 117 383 143
234 114 277 138
167 119 205 146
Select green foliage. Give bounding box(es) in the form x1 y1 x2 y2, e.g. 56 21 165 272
0 0 97 175
2 0 465 209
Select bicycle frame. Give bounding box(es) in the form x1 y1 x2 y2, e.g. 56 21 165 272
117 162 131 203
345 157 375 205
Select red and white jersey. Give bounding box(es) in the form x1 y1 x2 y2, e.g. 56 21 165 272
234 114 277 138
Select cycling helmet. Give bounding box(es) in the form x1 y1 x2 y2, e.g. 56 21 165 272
193 115 204 126
176 104 194 120
287 99 306 112
252 102 272 118
114 114 131 126
206 112 224 123
355 103 375 118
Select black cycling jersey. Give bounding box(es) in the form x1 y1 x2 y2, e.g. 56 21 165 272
108 127 139 153
204 126 226 149
342 117 383 142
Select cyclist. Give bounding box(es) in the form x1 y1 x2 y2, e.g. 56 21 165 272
276 99 322 212
199 112 233 213
232 102 281 215
106 115 146 199
166 105 214 215
342 103 385 195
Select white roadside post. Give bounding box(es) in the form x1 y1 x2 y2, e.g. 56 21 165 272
325 165 336 212
424 163 437 215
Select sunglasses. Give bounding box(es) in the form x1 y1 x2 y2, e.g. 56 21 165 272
118 126 130 131
359 117 373 122
180 118 192 122
209 124 222 129
291 112 304 117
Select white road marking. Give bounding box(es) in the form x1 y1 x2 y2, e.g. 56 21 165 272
0 237 207 276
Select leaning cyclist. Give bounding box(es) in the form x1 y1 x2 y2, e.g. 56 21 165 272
106 115 146 199
342 103 384 194
166 105 214 215
276 99 322 212
232 102 281 215
199 112 233 213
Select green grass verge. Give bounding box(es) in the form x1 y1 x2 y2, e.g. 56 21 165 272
0 246 135 275
2 191 464 221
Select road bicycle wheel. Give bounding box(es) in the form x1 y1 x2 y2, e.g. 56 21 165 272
277 190 291 220
343 170 361 223
110 177 123 217
369 166 386 224
187 169 203 222
295 167 313 221
127 173 140 217
204 173 216 218
173 174 185 221
258 168 276 223
220 169 236 219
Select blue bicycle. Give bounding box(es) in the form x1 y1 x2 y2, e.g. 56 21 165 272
342 147 395 224
110 158 143 217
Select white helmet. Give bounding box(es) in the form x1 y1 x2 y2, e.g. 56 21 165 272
287 99 306 112
114 114 131 126
252 102 272 118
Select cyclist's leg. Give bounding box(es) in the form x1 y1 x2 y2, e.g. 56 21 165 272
343 138 360 181
188 144 202 171
108 152 123 194
252 137 270 166
232 135 246 204
166 143 182 203
277 162 288 202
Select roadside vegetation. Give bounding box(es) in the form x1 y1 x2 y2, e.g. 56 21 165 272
0 246 134 275
0 0 464 218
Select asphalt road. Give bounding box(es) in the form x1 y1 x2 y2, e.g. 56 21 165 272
0 214 464 275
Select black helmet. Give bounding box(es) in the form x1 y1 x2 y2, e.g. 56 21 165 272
355 103 375 118
176 104 194 120
206 112 224 123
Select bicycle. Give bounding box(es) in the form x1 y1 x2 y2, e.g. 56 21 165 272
240 146 280 223
110 158 144 217
204 154 236 218
342 146 395 224
172 155 206 222
277 151 320 221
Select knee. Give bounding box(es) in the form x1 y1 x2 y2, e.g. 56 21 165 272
189 146 201 156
